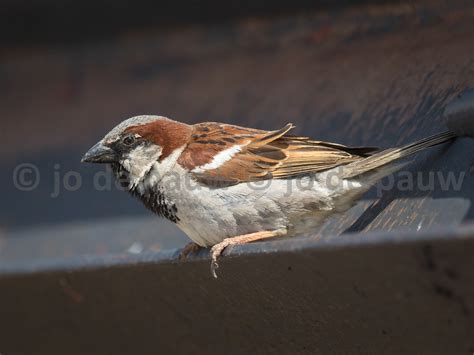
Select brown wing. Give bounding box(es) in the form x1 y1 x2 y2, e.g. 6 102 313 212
177 122 377 185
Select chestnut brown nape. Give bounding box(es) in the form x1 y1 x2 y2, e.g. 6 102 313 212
124 119 192 161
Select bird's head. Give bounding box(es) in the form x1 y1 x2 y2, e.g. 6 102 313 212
81 115 191 189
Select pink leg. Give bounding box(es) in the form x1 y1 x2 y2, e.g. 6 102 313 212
210 228 287 278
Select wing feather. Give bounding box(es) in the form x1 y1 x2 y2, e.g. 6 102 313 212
177 122 377 185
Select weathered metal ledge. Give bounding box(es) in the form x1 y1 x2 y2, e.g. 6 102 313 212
0 223 473 277
1 225 473 354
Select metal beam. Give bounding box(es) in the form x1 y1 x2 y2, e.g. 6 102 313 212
1 226 474 354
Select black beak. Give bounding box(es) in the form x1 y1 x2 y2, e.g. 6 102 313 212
81 141 117 163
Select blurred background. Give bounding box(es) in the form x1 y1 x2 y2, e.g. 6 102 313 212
1 0 474 262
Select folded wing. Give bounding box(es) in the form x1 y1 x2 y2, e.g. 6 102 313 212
178 122 377 185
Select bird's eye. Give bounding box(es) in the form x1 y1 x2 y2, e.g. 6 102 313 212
122 136 136 146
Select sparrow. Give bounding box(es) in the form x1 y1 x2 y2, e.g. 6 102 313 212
82 115 455 277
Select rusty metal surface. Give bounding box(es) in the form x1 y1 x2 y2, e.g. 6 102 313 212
1 225 474 355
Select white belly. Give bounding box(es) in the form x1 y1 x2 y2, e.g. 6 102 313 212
157 169 365 247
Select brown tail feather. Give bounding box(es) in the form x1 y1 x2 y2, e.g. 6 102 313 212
341 131 456 179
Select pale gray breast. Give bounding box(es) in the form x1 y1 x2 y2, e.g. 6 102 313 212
152 169 368 246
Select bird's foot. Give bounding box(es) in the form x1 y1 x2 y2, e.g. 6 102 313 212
210 239 232 278
178 242 202 261
210 228 287 278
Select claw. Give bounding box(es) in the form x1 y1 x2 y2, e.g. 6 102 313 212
210 242 227 278
211 260 219 278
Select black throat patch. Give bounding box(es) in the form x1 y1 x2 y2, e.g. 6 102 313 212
111 163 180 223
